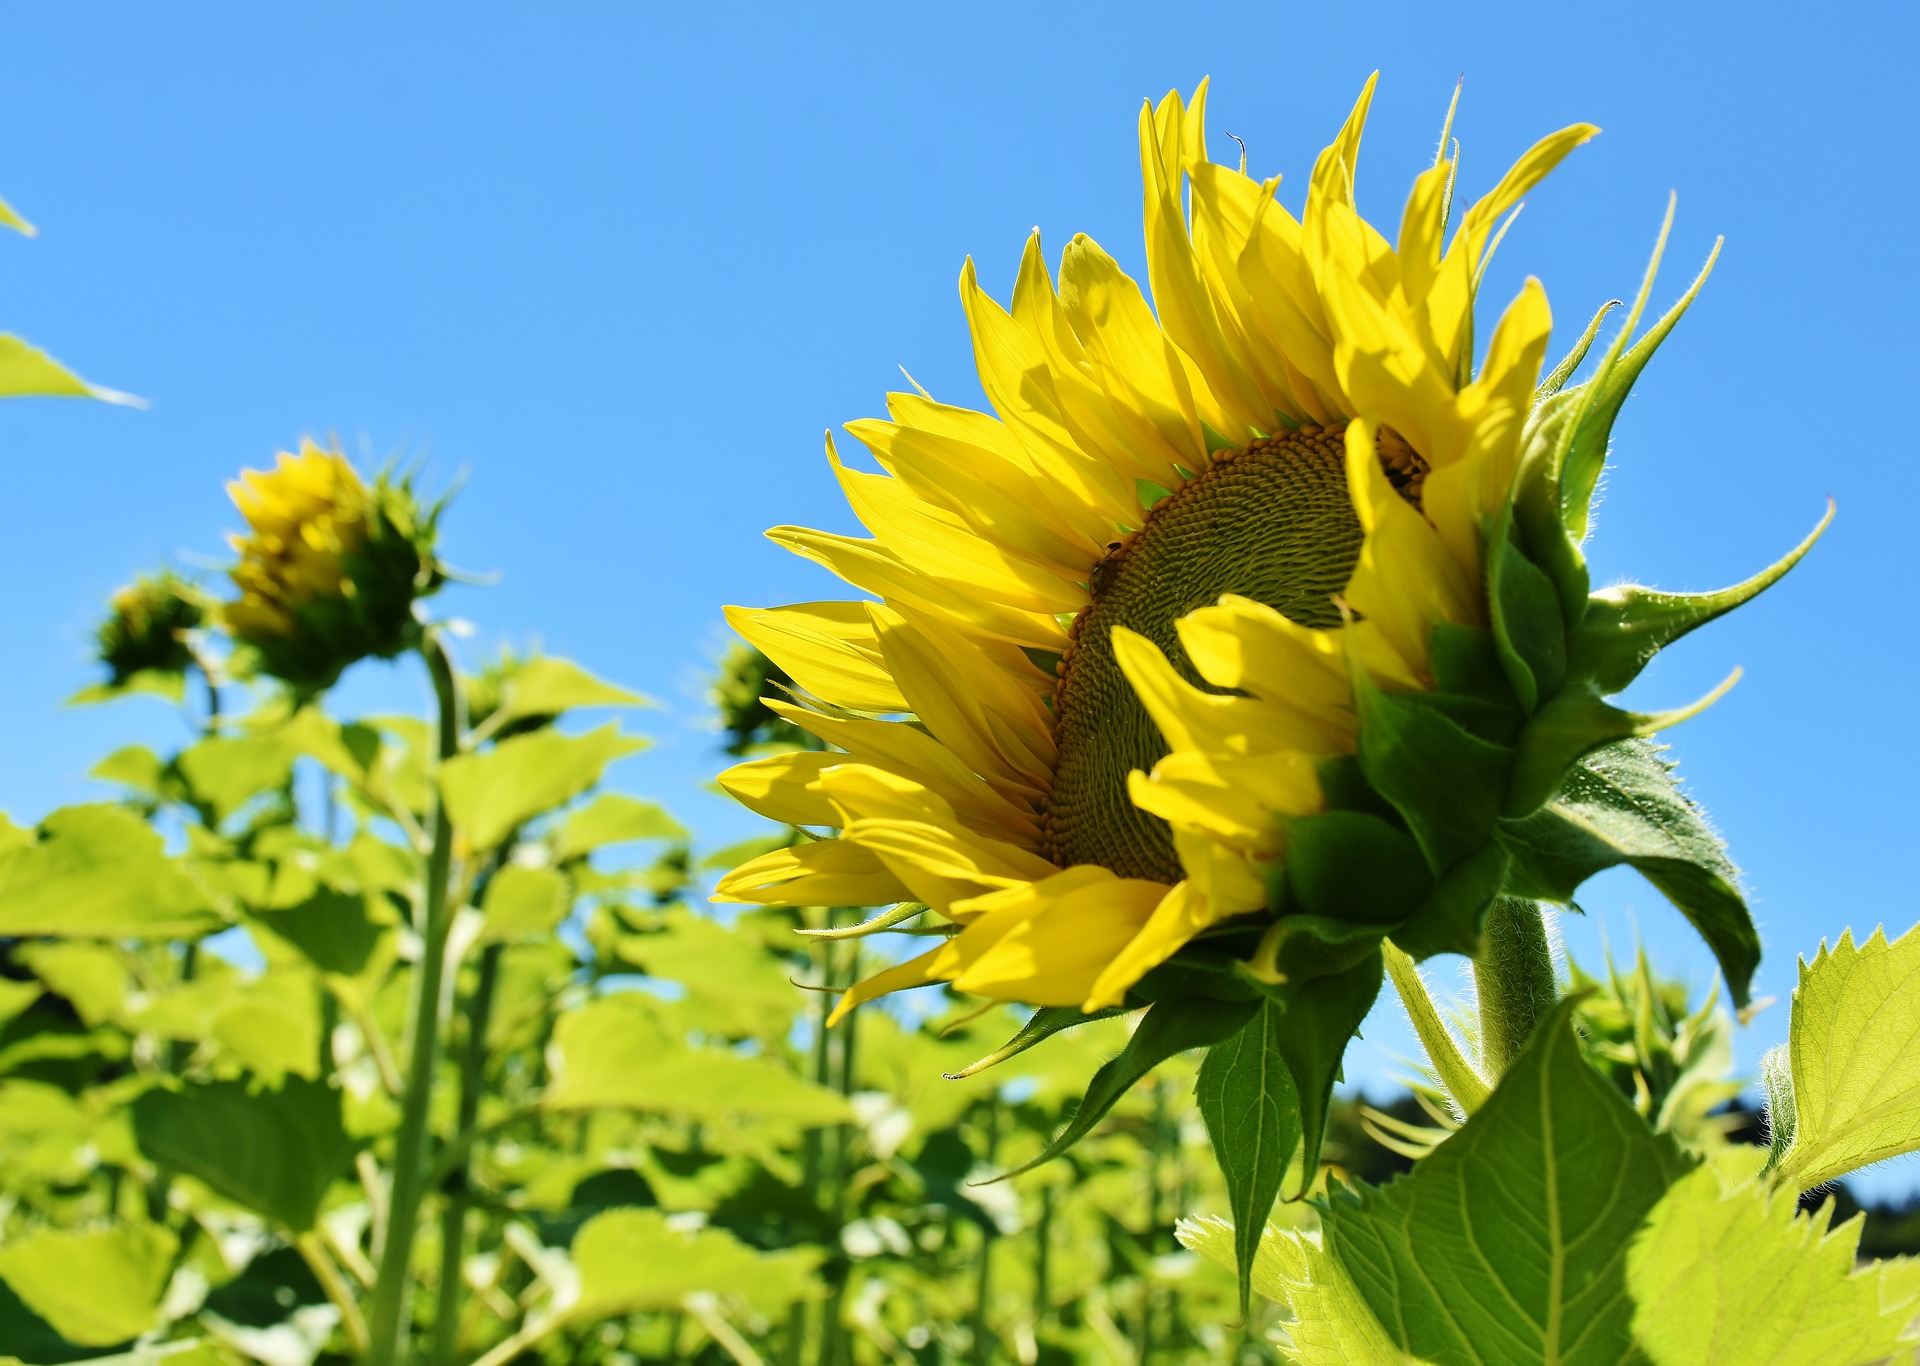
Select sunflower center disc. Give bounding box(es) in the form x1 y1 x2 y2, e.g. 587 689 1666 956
1042 425 1362 883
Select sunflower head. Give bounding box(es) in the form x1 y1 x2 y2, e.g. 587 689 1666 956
96 570 207 686
223 441 444 693
713 77 1819 1197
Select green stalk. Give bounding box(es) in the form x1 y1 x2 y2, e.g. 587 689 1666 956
367 632 462 1366
1472 897 1558 1078
969 1098 999 1366
428 941 500 1366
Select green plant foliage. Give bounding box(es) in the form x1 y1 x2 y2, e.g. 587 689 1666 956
1767 922 1920 1191
132 1077 356 1231
0 806 221 939
0 1223 176 1346
554 792 686 860
1251 1001 1692 1364
569 1207 822 1320
478 864 570 943
1627 1154 1920 1364
439 723 647 850
1196 1000 1299 1315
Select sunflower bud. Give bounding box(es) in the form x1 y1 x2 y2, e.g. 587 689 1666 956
95 570 207 688
222 441 443 693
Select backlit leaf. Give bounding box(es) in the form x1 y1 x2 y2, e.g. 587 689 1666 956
554 793 686 862
439 724 647 850
0 1223 176 1346
494 657 649 727
480 865 571 944
0 805 221 939
1770 921 1920 1191
569 1208 820 1321
1196 1000 1300 1315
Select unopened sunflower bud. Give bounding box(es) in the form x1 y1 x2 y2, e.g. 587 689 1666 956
96 570 207 686
222 441 443 693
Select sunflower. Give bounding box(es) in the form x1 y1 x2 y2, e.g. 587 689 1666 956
224 441 444 692
714 78 1587 1011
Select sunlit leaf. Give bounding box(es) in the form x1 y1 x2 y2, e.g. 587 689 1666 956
568 1207 820 1321
0 1223 176 1346
554 793 686 862
1629 1152 1920 1364
1265 999 1690 1363
613 908 801 1039
176 734 296 824
1769 921 1920 1191
0 805 221 939
251 888 389 977
439 724 647 850
132 1077 356 1232
1195 999 1300 1315
0 333 138 404
492 656 650 727
545 993 852 1127
480 864 571 943
15 942 127 1027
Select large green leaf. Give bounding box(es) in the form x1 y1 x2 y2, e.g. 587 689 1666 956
251 887 389 977
0 805 221 939
568 1208 820 1322
1266 999 1691 1365
553 793 686 862
1498 739 1758 1007
1769 922 1920 1191
439 724 647 850
0 1223 175 1346
479 865 571 944
613 909 803 1039
175 734 295 824
1196 1000 1299 1316
545 993 852 1127
490 656 649 728
1628 1154 1920 1365
131 1077 356 1232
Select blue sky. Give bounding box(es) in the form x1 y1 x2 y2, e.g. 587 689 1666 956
2 3 1913 1181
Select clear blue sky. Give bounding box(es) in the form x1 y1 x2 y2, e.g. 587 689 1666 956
2 3 1913 1179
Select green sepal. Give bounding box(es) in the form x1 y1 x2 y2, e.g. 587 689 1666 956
1352 668 1512 874
1497 738 1757 1007
1391 839 1510 962
988 995 1259 1181
1759 1044 1796 1173
1253 916 1390 982
1196 999 1300 1319
1236 949 1383 1197
1427 624 1518 713
1558 224 1720 543
1534 297 1619 405
1486 503 1568 715
943 1003 1131 1081
1504 670 1739 819
1511 394 1593 629
1129 951 1266 1005
1279 811 1428 927
1569 502 1831 697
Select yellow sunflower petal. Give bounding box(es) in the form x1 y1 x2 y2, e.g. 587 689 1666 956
713 838 912 909
945 867 1167 1005
827 946 947 1025
724 601 907 715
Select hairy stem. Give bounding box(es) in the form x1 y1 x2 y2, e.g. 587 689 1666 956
367 632 463 1366
1472 897 1558 1078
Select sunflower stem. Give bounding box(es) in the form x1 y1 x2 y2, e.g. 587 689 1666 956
367 630 462 1366
1471 897 1558 1078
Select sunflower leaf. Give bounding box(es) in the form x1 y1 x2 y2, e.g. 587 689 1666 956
1498 738 1757 1007
1628 1154 1920 1362
1270 949 1379 1197
1263 998 1691 1364
0 1223 176 1347
0 805 222 941
990 995 1259 1182
439 724 648 851
1196 999 1300 1317
1768 922 1920 1191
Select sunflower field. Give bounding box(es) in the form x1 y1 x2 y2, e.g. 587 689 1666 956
3 51 1920 1366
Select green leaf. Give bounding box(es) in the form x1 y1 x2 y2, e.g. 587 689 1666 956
0 333 136 404
1487 508 1568 714
91 745 170 799
0 977 41 1028
16 942 127 1027
1174 1214 1294 1315
1498 739 1758 1007
1628 1154 1920 1364
1266 998 1691 1365
1770 922 1920 1191
0 1223 176 1346
1390 838 1509 961
553 793 686 862
439 724 647 850
1352 670 1512 874
1266 949 1381 1196
1278 811 1428 927
0 805 221 939
132 1077 356 1232
251 887 389 977
479 864 571 944
569 1208 821 1322
995 995 1259 1180
175 734 295 824
493 656 650 727
545 993 852 1127
1196 1000 1300 1316
612 909 804 1039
